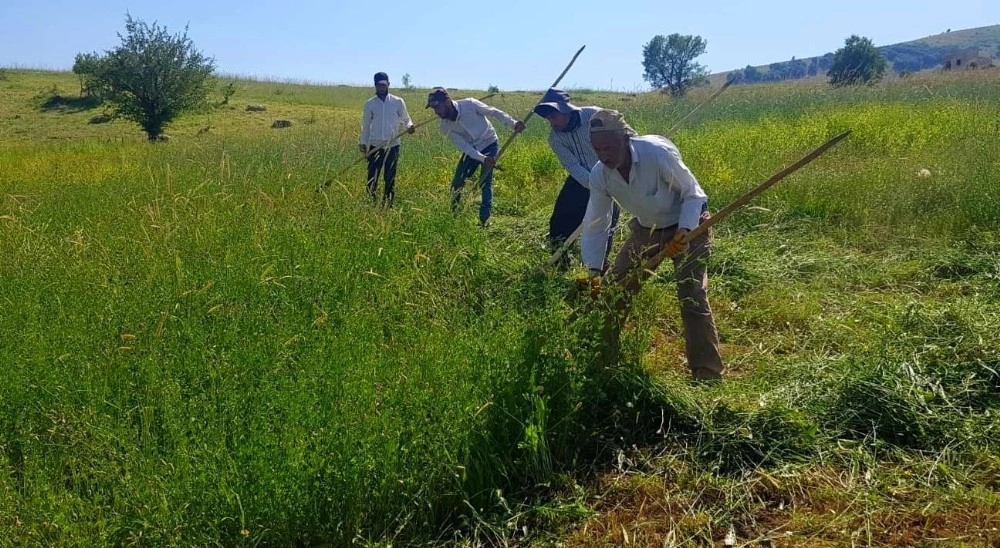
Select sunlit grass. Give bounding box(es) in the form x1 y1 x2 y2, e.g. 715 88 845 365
1 67 998 545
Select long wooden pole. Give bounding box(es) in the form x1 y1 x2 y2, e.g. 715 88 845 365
663 77 734 136
616 130 852 289
545 79 734 268
473 45 586 188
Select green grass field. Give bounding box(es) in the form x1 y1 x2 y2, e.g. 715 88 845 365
1 67 999 546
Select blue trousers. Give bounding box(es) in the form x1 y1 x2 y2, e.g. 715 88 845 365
450 141 499 225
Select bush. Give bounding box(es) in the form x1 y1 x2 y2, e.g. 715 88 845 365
219 81 236 105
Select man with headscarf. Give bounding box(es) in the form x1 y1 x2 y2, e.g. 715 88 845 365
533 88 619 270
581 109 724 381
360 71 414 207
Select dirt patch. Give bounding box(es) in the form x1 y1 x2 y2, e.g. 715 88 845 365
560 466 1000 547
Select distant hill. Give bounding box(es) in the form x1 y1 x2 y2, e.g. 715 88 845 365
714 24 1000 85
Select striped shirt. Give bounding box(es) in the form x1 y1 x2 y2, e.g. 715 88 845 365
547 107 601 187
581 135 708 270
360 93 413 148
440 98 519 162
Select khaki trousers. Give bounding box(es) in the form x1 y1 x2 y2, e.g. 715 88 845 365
608 213 723 379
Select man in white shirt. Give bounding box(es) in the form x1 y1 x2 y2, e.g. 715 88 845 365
581 109 723 381
426 87 525 226
360 72 414 207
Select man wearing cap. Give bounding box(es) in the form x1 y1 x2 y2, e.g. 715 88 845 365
360 72 415 207
426 87 525 226
533 88 619 271
582 109 723 381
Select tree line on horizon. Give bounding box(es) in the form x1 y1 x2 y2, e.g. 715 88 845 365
642 33 893 96
726 38 991 85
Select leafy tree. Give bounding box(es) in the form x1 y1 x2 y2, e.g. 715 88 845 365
817 53 835 73
72 53 107 98
828 35 886 87
641 33 709 96
879 43 943 73
74 15 215 140
401 73 414 90
741 64 761 83
768 62 788 80
807 58 819 77
787 58 808 79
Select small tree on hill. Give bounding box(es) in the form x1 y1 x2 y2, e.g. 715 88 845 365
807 58 819 77
828 35 886 87
641 33 709 97
74 15 215 140
72 53 107 98
741 64 761 83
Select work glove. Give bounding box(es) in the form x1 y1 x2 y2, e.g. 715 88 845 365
666 229 690 258
575 271 603 298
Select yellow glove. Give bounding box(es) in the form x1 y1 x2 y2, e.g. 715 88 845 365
665 229 690 258
575 274 602 298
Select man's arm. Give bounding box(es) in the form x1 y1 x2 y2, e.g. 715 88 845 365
359 101 372 146
580 170 615 273
549 133 593 185
472 99 520 130
660 144 707 231
447 129 486 162
398 97 414 131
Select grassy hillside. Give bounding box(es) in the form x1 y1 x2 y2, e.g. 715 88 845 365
1 67 999 546
715 24 1000 85
915 24 1000 51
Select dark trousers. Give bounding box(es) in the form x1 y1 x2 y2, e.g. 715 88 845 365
549 176 620 271
451 141 499 225
366 145 399 206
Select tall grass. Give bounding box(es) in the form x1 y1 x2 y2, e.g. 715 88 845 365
1 68 998 545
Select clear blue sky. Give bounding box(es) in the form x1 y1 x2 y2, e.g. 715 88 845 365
1 0 997 91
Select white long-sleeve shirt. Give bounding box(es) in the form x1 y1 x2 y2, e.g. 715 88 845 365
360 93 413 147
581 135 708 270
439 98 519 162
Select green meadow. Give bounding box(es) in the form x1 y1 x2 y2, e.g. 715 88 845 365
1 67 999 546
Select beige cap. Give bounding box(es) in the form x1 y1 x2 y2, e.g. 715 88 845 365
589 109 636 135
